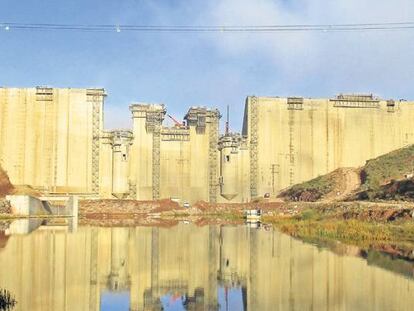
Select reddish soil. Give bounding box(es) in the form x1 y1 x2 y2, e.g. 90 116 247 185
278 168 361 203
0 166 13 198
79 198 288 227
79 217 180 228
80 199 284 217
80 198 183 217
193 200 284 213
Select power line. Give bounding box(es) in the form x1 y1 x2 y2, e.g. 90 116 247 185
2 21 414 33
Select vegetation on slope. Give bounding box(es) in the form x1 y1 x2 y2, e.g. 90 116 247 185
278 174 334 202
357 144 414 200
278 168 359 202
279 144 414 202
268 207 414 242
372 178 414 201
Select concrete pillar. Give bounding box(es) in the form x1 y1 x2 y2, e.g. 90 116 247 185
111 130 133 198
218 135 240 201
130 104 165 200
184 107 221 203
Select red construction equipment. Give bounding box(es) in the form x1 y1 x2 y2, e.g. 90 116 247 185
167 114 184 127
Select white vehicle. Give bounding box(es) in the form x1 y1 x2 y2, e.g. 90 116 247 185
244 209 262 221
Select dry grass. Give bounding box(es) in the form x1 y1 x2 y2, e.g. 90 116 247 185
265 208 414 244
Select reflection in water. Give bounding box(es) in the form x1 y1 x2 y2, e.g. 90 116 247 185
0 224 413 310
101 291 129 311
4 218 44 235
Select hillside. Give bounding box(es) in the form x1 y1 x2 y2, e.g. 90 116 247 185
279 144 414 202
278 168 360 202
356 144 414 200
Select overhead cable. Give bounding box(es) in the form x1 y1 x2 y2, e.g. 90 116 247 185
1 21 414 33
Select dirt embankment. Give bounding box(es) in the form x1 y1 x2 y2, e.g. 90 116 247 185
80 199 284 218
0 165 40 200
79 198 286 226
0 167 13 198
278 168 361 203
193 200 284 214
279 144 414 203
80 198 183 216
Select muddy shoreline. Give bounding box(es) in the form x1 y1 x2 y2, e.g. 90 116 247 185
77 199 414 261
2 198 414 262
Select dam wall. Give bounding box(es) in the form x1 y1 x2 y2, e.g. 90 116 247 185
0 87 105 194
1 87 414 203
243 95 414 198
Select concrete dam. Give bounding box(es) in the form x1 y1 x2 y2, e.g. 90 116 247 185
1 87 414 203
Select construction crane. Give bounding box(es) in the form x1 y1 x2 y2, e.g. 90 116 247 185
167 114 185 127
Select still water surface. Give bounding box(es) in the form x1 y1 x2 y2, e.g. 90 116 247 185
0 221 413 310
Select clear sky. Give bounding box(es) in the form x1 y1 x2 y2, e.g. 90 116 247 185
1 0 414 132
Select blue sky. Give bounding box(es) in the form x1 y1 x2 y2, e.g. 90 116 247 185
1 0 414 131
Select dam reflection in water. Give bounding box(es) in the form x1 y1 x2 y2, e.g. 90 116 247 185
0 223 413 311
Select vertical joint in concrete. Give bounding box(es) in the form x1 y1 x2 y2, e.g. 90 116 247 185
152 126 161 200
87 88 106 194
288 109 295 186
